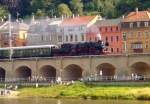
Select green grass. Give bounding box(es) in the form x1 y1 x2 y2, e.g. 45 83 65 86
17 82 150 100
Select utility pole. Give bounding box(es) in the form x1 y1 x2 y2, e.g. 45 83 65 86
9 14 13 60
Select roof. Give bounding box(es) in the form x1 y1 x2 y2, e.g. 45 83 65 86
49 20 62 26
122 11 150 22
96 18 122 27
0 21 29 31
0 45 58 50
61 16 97 26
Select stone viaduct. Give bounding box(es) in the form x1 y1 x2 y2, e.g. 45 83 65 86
0 54 150 81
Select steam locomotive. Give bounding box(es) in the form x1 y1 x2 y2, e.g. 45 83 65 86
0 40 108 59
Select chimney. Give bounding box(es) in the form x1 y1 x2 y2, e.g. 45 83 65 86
122 15 125 19
135 8 138 14
77 14 79 17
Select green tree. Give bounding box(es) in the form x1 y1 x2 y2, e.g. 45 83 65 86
57 3 72 17
70 0 83 15
35 9 45 18
0 5 9 20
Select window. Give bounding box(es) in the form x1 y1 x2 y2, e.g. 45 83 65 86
145 44 148 48
131 43 142 49
41 35 44 41
111 36 113 42
105 36 108 41
58 35 62 42
70 35 73 41
49 35 51 40
116 27 119 31
68 28 74 31
81 34 84 41
137 22 140 27
117 48 119 53
105 27 107 32
75 35 78 41
130 32 133 38
130 22 133 28
138 32 141 37
110 27 113 32
66 35 68 42
79 26 84 31
116 36 119 42
144 22 149 27
144 32 149 38
111 48 113 53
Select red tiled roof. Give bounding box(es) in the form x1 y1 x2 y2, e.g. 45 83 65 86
122 11 150 22
61 16 96 26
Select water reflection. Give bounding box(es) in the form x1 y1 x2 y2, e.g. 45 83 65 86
0 98 150 104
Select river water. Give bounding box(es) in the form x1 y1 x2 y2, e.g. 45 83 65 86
0 98 150 104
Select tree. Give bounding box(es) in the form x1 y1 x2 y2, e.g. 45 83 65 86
57 3 72 17
35 9 45 18
0 5 9 20
17 0 32 17
70 0 83 15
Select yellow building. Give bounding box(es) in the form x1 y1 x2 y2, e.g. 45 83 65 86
121 9 150 53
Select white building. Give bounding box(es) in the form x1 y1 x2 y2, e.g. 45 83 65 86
59 15 100 44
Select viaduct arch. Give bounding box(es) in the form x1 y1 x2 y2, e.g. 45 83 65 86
39 65 57 80
130 62 150 77
96 63 116 76
62 64 83 81
15 66 32 79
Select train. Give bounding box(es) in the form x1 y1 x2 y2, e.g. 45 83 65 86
0 40 108 59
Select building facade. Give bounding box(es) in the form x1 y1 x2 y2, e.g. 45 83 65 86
121 9 150 53
97 19 123 54
27 19 62 46
60 16 99 44
0 21 29 47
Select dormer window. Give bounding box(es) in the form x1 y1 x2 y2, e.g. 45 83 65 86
144 22 149 27
137 22 140 27
130 22 133 28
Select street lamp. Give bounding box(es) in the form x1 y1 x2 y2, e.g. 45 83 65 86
123 32 127 54
9 14 13 60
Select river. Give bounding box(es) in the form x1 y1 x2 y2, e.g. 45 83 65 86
0 98 150 104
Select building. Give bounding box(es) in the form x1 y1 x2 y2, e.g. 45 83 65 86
60 16 99 44
121 9 150 53
96 19 123 54
0 21 29 47
27 18 62 46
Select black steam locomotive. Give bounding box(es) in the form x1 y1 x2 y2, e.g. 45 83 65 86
52 40 105 56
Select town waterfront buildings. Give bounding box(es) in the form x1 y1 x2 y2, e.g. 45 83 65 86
0 9 149 54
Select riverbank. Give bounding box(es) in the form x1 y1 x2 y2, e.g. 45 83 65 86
15 82 150 100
